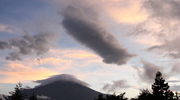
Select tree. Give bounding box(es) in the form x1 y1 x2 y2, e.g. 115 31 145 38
29 92 38 100
137 89 153 100
3 82 28 100
94 94 104 100
152 71 175 100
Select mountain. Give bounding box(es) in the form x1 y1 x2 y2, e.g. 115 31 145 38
24 74 103 100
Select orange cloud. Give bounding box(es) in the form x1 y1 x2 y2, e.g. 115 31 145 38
104 0 148 24
136 39 163 46
134 33 163 46
37 57 72 66
0 63 58 83
49 49 100 59
0 49 103 84
50 0 147 24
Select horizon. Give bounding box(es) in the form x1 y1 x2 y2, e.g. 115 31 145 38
0 0 180 98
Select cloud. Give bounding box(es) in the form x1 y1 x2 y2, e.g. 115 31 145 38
0 63 58 83
37 57 72 66
143 0 180 37
133 60 168 83
141 0 180 58
37 95 51 100
0 40 11 50
61 5 135 65
104 0 148 24
0 24 14 33
134 60 180 84
102 80 131 92
6 52 22 61
130 0 180 49
170 63 180 75
167 80 180 83
148 36 180 59
34 74 90 87
170 85 180 91
49 49 100 60
0 33 56 61
144 0 180 21
36 49 102 69
51 0 147 24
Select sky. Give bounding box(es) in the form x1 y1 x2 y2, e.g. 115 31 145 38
1 0 180 98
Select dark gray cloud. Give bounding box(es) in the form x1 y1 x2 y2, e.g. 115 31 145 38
134 60 180 84
61 5 135 65
133 60 168 83
6 52 22 61
34 74 89 87
102 80 131 92
0 33 54 61
0 41 10 50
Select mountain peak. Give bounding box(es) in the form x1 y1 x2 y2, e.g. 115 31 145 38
34 74 89 87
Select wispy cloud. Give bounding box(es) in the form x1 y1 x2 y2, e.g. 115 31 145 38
0 63 58 83
0 24 14 33
104 0 148 24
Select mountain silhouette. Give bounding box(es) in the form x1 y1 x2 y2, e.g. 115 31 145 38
24 74 102 100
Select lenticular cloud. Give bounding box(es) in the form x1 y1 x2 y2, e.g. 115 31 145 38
34 74 90 87
61 6 135 65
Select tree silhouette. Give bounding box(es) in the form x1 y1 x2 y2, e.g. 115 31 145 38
3 82 28 100
137 89 153 100
152 71 176 100
29 92 38 100
94 94 104 100
131 71 179 100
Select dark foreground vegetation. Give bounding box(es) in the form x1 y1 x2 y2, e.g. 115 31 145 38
1 71 179 100
95 71 179 100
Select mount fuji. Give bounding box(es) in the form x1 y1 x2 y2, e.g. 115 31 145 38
24 74 103 100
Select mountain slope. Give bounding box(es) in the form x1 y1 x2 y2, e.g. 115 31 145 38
24 81 102 100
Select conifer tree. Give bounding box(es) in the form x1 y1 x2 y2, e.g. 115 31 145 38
29 93 38 100
3 82 28 100
152 71 174 100
137 89 153 100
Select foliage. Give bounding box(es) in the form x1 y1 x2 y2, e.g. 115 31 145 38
2 71 180 100
137 89 153 100
152 71 175 100
131 71 180 100
29 93 38 100
3 82 28 100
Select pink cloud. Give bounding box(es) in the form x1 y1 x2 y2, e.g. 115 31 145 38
0 63 58 83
